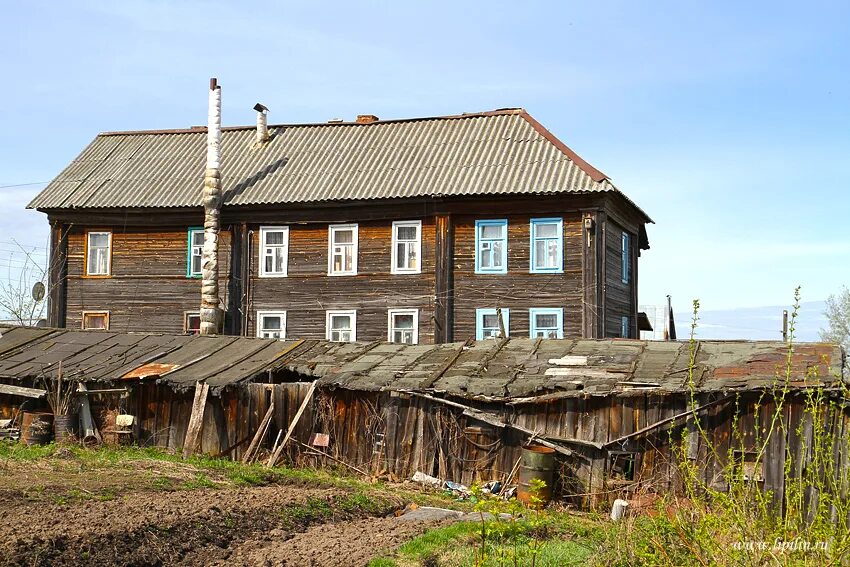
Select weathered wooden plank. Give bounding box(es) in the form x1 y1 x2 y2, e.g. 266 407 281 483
267 381 316 467
182 381 209 459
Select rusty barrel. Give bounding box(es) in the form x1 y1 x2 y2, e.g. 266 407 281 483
21 412 54 445
53 414 78 443
517 445 555 505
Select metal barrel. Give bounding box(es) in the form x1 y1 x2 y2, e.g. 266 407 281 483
53 414 78 443
21 412 54 445
517 445 555 505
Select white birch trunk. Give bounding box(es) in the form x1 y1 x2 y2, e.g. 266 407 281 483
200 81 223 335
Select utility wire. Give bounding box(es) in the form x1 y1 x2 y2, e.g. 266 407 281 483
0 182 48 189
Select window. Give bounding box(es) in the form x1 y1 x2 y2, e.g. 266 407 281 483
621 232 631 284
621 316 630 338
529 308 563 339
184 312 201 335
608 452 638 482
257 311 286 339
475 220 508 274
187 228 203 277
388 309 418 344
530 218 563 273
328 224 358 275
86 231 111 276
391 221 421 274
475 308 509 340
259 226 289 277
82 311 109 330
326 310 356 342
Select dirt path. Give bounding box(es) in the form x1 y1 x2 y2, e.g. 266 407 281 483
214 515 449 566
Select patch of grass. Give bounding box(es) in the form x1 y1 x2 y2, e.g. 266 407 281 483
0 441 58 460
181 473 218 490
366 558 399 567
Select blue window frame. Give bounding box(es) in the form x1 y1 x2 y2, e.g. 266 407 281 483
621 315 630 338
475 220 508 274
529 308 563 339
530 218 563 273
621 232 631 284
476 308 509 340
187 227 203 278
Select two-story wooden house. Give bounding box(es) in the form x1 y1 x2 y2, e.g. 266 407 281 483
29 108 651 344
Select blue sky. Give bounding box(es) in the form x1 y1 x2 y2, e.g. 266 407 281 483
1 1 847 339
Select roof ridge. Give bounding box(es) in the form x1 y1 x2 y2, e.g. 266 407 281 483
98 108 527 137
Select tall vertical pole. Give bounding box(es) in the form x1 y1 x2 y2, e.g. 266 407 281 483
782 309 788 343
200 78 224 335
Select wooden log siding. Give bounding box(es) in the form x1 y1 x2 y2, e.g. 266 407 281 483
247 219 437 343
604 219 635 338
452 212 585 340
64 226 232 332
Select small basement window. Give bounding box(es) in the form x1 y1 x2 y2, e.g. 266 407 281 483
388 309 418 344
732 450 764 483
529 308 563 339
187 228 203 277
86 231 112 276
476 308 509 340
184 312 201 335
608 451 638 482
326 310 356 342
257 311 286 339
82 311 110 330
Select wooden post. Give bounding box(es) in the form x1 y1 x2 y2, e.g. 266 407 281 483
182 381 209 459
266 381 317 467
47 220 68 328
434 214 454 343
242 398 276 464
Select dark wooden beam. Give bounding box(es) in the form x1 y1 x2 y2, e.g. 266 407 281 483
47 221 68 328
434 214 454 343
226 222 247 336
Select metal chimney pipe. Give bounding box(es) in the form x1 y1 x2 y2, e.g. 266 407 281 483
254 103 269 144
200 78 224 335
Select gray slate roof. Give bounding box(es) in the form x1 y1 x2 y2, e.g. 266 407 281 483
0 327 842 400
28 109 648 220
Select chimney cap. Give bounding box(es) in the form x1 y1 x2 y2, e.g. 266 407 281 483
253 102 269 113
356 114 379 124
210 77 219 90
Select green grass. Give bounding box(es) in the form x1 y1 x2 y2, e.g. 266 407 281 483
368 512 603 567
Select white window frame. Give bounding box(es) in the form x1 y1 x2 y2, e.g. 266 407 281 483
475 308 510 340
328 224 358 276
529 218 563 273
529 308 564 339
387 308 419 344
256 310 287 339
326 310 357 342
82 310 110 330
184 311 201 334
259 226 289 277
391 220 422 274
86 231 112 276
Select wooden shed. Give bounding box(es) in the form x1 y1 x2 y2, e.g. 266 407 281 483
0 326 846 510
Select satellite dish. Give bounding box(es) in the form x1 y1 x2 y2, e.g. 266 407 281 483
31 281 45 302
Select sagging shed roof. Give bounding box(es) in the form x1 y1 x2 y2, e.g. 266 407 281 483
0 328 843 401
27 109 650 222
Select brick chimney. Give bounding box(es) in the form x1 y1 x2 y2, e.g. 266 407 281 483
356 114 379 124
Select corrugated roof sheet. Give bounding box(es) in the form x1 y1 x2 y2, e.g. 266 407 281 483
27 109 648 220
0 328 842 400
